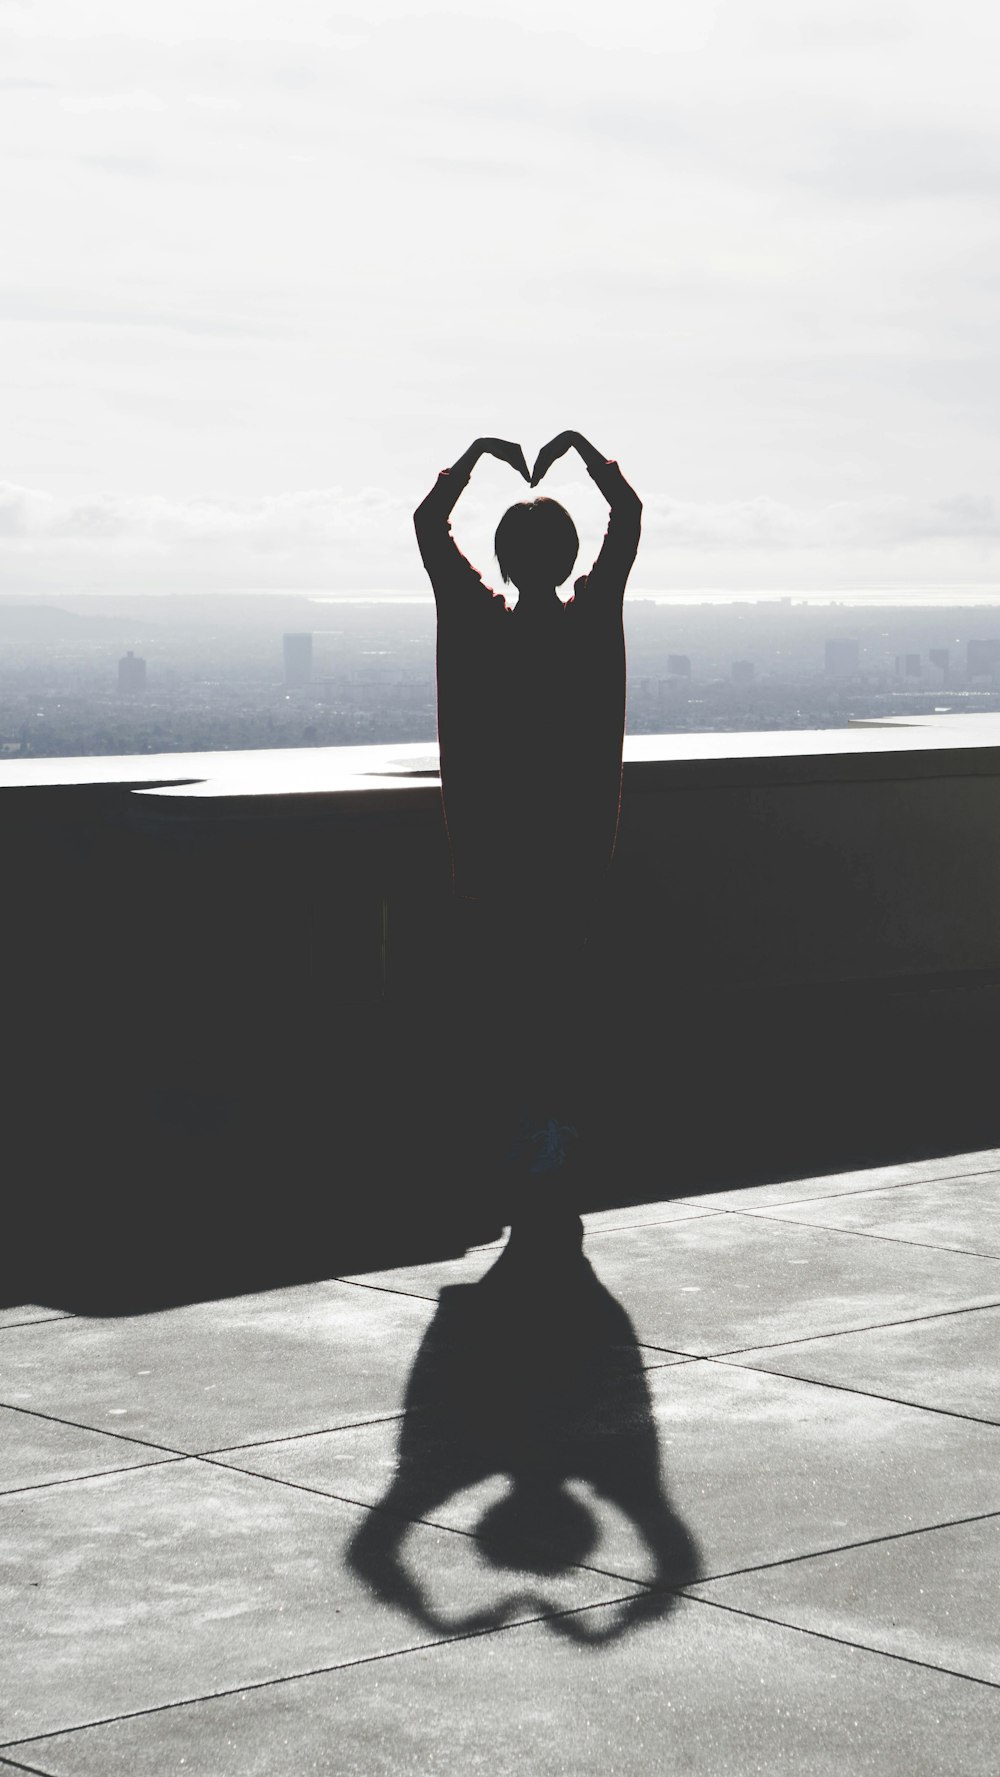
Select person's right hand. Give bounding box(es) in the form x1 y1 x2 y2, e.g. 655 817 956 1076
475 438 530 481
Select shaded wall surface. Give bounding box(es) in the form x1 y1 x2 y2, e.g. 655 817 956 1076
4 733 1000 1308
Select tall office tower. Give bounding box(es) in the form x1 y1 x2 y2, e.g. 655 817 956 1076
283 633 313 687
667 654 692 678
905 654 922 677
967 639 1000 679
118 650 146 693
824 639 860 677
929 648 949 676
731 659 755 685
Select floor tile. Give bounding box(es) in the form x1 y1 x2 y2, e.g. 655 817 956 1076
0 1459 638 1745
679 1148 1000 1212
580 1216 1000 1355
13 1594 999 1777
0 1406 175 1495
730 1303 1000 1423
748 1173 1000 1258
216 1357 1000 1588
692 1513 1000 1684
0 1282 434 1452
0 1308 70 1330
352 1217 1000 1357
343 1211 716 1299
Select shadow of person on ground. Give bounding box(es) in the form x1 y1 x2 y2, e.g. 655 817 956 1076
346 1234 701 1642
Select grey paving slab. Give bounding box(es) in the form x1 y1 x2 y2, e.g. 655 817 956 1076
359 1216 1000 1355
748 1172 1000 1258
0 1405 176 1495
0 1458 638 1745
215 1359 1000 1588
679 1147 1000 1212
731 1303 1000 1423
14 1594 1000 1777
0 1307 70 1330
0 1281 435 1453
692 1513 1000 1685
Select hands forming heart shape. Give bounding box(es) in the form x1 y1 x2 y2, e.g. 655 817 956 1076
476 431 591 489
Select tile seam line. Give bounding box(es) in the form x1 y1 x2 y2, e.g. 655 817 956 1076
0 1755 55 1777
191 1452 661 1593
197 1409 409 1457
676 1590 1000 1693
0 1316 75 1333
687 1505 1000 1590
0 1591 644 1752
680 1295 1000 1359
708 1351 1000 1428
584 1210 728 1236
677 1162 1000 1212
0 1455 189 1501
334 1276 437 1303
727 1208 1000 1261
0 1400 188 1459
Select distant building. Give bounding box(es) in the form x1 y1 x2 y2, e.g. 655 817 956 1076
967 639 1000 679
283 633 313 687
929 648 950 676
667 654 692 678
731 659 755 685
118 650 146 693
824 639 859 677
905 653 921 678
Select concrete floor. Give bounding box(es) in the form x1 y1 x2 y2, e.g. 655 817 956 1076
2 1151 999 1774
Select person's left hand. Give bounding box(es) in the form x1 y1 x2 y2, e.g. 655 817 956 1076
529 432 578 486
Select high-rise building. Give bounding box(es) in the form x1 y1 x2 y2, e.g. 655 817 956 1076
118 650 146 693
905 653 922 677
731 659 755 685
283 633 313 686
824 639 859 677
929 648 949 676
667 654 692 678
967 639 1000 679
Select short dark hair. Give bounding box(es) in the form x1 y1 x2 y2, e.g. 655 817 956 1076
494 497 579 590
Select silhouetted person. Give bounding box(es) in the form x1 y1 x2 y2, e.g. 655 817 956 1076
414 433 642 1234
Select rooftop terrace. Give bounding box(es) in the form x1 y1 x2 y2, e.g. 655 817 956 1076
2 716 1000 1768
2 1145 999 1773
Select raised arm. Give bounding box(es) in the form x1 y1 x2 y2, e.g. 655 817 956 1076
530 430 641 600
414 437 529 597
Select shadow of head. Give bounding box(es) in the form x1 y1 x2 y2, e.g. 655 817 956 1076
478 1480 598 1575
346 1240 701 1641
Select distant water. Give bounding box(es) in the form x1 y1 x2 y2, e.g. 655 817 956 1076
309 589 1000 609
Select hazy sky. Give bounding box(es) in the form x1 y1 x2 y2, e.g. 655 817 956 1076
1 0 998 595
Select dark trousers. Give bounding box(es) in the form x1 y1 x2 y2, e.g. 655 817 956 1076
447 883 604 1171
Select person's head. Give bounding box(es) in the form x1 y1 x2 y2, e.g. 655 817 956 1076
494 497 579 596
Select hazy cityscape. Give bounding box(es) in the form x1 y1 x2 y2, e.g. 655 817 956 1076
3 592 1000 760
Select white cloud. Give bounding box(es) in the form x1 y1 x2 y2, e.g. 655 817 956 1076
0 1 997 593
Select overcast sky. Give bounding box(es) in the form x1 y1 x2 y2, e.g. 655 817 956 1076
1 0 998 596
